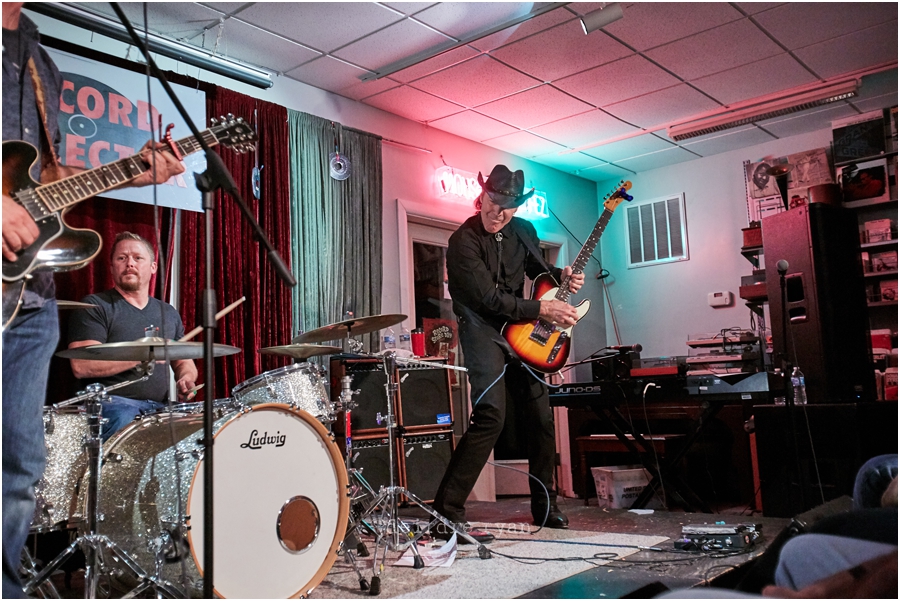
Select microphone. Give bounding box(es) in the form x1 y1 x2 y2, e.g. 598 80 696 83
776 259 789 275
608 344 642 353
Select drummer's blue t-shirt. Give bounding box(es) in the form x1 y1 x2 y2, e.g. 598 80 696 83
67 289 186 402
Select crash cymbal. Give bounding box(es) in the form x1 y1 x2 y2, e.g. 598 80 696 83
258 344 343 360
57 337 241 362
57 300 98 310
292 313 407 343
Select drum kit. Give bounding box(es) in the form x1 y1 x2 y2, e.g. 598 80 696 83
23 313 488 599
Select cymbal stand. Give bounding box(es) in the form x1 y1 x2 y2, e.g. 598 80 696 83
24 378 181 599
350 352 490 595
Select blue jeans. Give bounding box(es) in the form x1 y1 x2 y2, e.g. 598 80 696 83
2 301 58 599
853 454 898 510
100 396 165 441
775 533 897 590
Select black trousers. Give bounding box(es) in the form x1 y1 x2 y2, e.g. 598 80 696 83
432 314 557 523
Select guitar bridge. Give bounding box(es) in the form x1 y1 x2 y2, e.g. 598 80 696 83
528 320 553 346
546 332 568 364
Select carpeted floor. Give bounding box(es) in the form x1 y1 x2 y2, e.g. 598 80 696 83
310 523 668 599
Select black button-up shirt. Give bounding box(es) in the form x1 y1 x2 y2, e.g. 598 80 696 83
3 14 62 306
447 214 562 330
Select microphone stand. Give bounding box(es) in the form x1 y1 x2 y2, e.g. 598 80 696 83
777 265 806 511
110 5 296 597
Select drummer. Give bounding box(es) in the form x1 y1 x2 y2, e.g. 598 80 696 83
67 232 198 440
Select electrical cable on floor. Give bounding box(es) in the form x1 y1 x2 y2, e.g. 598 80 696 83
485 459 551 535
640 383 668 508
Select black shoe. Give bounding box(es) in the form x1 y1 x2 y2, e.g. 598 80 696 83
432 521 495 544
532 503 569 529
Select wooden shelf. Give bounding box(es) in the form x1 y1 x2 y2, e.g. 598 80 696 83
863 269 898 278
834 150 897 168
843 197 898 209
868 300 898 307
861 239 898 249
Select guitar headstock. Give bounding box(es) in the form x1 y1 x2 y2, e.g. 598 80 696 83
603 180 633 211
210 114 257 153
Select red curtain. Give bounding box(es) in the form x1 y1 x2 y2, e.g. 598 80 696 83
179 88 293 400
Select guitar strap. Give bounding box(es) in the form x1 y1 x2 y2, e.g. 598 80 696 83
511 221 553 273
26 57 61 183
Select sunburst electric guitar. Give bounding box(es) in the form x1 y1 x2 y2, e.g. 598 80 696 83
2 115 256 330
503 181 633 373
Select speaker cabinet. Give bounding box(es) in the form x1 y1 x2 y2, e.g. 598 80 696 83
331 357 453 435
349 435 397 493
401 430 454 503
762 204 874 403
754 402 897 517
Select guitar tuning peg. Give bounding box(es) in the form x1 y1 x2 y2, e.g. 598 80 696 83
236 117 244 122
210 117 218 124
227 113 234 119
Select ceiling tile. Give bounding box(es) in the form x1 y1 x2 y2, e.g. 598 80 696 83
614 146 700 173
391 45 481 83
475 85 593 129
237 2 403 52
336 76 401 102
604 84 722 129
414 2 542 39
468 9 573 52
554 55 681 108
794 21 899 79
690 53 818 106
198 3 250 17
645 19 783 81
193 18 320 73
363 86 464 123
576 162 636 181
530 110 639 149
73 2 222 39
286 56 371 92
491 20 632 82
849 91 899 115
332 18 453 72
602 2 744 51
481 130 567 158
382 3 439 16
410 55 541 108
734 3 787 16
582 134 676 164
676 126 777 156
754 2 898 50
428 111 518 141
530 150 608 173
756 102 861 139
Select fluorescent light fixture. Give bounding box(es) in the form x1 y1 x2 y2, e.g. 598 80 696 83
26 2 273 89
580 3 624 34
667 81 858 141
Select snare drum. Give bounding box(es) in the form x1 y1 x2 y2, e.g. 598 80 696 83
232 363 332 421
31 406 89 532
87 403 349 598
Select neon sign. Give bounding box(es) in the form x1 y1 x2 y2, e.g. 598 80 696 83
434 166 549 219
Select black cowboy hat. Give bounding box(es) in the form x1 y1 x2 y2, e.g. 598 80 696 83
477 164 535 209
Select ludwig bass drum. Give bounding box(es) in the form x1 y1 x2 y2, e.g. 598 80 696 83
88 403 349 598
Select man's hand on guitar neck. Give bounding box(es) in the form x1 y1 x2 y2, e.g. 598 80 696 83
131 140 185 187
2 194 40 261
563 266 585 293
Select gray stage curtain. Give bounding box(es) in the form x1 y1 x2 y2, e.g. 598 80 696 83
287 110 383 351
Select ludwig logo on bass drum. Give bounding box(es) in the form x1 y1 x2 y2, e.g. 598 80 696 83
240 429 286 450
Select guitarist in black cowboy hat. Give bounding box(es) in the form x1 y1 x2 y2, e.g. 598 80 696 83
432 164 583 543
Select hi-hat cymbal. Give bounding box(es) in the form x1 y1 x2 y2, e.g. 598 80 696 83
57 300 98 310
57 337 241 362
292 314 407 343
258 344 343 360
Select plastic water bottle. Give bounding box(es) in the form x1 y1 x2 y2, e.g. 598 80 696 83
381 327 396 351
791 366 808 405
398 324 412 352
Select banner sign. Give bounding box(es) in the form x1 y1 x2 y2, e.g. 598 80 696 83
47 47 207 212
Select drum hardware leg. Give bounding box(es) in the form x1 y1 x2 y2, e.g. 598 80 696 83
20 546 60 599
339 542 369 592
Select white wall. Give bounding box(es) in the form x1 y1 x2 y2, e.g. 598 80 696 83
28 10 605 378
596 128 835 358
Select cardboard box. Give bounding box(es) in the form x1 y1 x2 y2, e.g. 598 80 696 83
871 250 898 273
591 465 663 509
880 280 898 302
864 219 894 243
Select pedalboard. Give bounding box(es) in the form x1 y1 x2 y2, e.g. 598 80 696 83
674 523 761 551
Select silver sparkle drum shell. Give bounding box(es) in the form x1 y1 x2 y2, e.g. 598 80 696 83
88 403 349 598
31 406 88 532
232 363 332 421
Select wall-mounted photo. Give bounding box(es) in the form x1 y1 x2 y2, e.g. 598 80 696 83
837 158 890 203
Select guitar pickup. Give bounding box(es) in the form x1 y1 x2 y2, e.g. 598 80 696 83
529 330 549 345
547 332 568 363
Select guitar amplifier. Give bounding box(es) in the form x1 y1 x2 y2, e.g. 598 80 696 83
400 430 454 503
